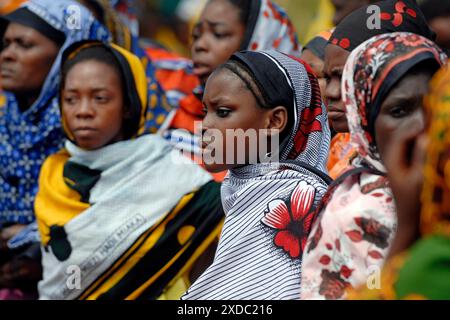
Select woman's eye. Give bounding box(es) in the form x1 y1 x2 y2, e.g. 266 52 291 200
389 105 409 118
214 33 228 39
202 107 208 115
216 108 231 118
95 96 109 103
17 40 33 49
63 96 77 105
192 29 201 41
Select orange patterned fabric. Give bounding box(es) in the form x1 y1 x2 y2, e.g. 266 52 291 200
327 133 357 179
145 47 204 134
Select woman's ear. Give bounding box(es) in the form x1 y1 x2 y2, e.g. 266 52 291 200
266 106 288 135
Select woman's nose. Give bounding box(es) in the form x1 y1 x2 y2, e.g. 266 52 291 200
325 78 341 101
0 43 17 62
193 34 209 54
75 99 95 119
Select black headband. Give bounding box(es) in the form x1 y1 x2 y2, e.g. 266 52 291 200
304 36 328 61
1 7 66 47
230 51 294 111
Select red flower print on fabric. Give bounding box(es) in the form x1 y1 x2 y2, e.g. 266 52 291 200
361 176 389 194
330 37 351 50
346 217 392 249
380 0 417 27
262 181 317 259
292 106 323 156
307 222 323 253
319 270 351 300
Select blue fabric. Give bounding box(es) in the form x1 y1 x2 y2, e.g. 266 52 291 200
128 28 173 134
0 0 111 225
7 221 40 250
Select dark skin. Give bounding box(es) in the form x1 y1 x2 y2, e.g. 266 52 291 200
300 49 327 103
331 0 373 25
0 225 27 251
62 60 126 150
377 69 435 258
0 248 42 291
375 71 433 160
191 0 246 86
384 127 427 258
0 59 128 291
0 22 60 270
202 68 288 173
0 22 60 111
323 44 350 133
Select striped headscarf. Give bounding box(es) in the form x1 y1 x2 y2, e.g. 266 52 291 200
182 50 330 300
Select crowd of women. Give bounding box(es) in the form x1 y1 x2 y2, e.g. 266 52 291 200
0 0 449 300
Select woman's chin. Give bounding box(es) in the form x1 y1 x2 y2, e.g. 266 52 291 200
331 120 350 133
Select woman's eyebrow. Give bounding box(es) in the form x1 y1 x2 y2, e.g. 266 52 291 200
208 95 232 106
205 20 228 28
63 86 110 92
382 94 418 107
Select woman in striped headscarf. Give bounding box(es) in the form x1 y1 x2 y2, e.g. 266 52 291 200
183 50 330 300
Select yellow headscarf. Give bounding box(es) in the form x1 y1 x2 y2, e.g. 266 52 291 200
60 41 149 141
38 41 153 244
421 63 450 237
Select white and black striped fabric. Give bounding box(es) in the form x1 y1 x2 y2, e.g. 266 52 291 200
182 51 330 300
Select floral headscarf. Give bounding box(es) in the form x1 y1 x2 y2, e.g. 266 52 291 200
347 64 450 301
329 0 435 52
300 32 446 300
342 32 447 172
242 0 301 56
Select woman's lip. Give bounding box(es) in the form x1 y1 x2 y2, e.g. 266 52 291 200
74 127 96 131
73 128 97 135
193 63 211 77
